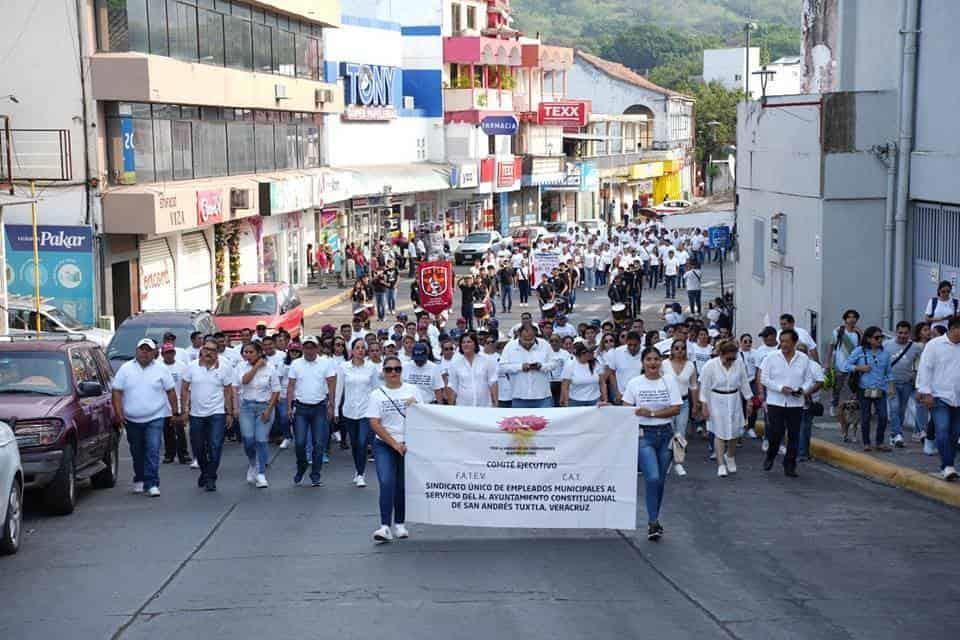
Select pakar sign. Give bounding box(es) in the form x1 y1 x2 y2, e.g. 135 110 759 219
417 260 454 316
341 62 398 121
538 101 591 127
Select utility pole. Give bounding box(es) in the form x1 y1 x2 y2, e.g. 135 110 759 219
744 22 757 100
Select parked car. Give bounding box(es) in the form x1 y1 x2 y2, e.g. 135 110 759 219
214 283 304 341
0 335 119 515
454 231 510 265
6 296 114 348
0 419 22 554
655 199 693 214
107 311 217 372
510 226 548 249
543 221 580 243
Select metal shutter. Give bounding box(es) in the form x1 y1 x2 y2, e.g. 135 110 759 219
139 238 176 311
180 232 212 311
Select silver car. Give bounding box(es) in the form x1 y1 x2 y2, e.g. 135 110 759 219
0 420 23 555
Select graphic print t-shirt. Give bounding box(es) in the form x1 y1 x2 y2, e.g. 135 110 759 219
365 383 418 442
622 375 682 426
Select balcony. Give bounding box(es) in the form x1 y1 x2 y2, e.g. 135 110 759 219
444 36 523 67
513 90 566 113
444 88 514 113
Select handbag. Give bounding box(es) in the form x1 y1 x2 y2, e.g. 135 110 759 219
671 434 687 464
808 401 825 417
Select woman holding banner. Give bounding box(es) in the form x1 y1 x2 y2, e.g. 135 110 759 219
366 356 419 543
622 347 683 542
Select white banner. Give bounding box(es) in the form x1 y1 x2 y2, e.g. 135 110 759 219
405 405 638 530
531 251 562 287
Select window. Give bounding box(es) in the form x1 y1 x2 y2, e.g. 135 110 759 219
273 28 295 76
153 119 174 181
300 122 320 168
227 121 255 174
254 119 275 171
451 3 462 32
147 0 169 55
752 218 765 281
275 123 296 169
198 8 224 65
192 120 228 178
224 14 252 69
466 5 476 29
253 23 273 73
133 118 156 182
168 0 199 61
295 34 319 80
172 120 193 179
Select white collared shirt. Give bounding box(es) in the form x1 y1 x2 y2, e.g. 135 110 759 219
500 338 559 400
916 334 960 407
447 353 498 407
760 350 815 408
236 361 281 403
288 356 337 404
335 359 380 419
183 361 233 417
608 345 644 394
402 361 445 404
163 359 189 406
113 359 175 423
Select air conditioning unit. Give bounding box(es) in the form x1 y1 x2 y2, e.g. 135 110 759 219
403 96 415 110
315 88 334 105
274 84 288 100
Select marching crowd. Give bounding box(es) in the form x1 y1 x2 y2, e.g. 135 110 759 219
110 217 960 544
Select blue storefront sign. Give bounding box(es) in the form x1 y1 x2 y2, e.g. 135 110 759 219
120 115 136 185
579 162 599 192
709 225 731 249
480 115 518 136
4 225 95 325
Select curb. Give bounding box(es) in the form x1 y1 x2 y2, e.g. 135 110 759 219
303 289 352 317
754 423 960 508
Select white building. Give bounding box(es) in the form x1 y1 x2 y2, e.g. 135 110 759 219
703 47 762 98
760 56 803 97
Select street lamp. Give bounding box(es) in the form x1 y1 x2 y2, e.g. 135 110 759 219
744 22 757 101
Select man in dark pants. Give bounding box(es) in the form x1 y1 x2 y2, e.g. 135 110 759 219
759 329 814 477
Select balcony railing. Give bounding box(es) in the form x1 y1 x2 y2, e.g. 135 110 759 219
444 88 514 112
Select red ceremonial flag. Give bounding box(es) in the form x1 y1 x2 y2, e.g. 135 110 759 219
417 260 454 316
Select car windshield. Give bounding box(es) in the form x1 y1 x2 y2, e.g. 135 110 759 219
0 352 70 396
44 306 85 330
464 233 491 244
512 229 529 237
544 222 565 232
107 323 194 359
215 292 278 316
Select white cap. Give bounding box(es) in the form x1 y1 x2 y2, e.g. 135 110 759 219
301 335 319 346
136 338 157 350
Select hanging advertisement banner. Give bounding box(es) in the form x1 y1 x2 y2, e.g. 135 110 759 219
5 225 95 325
417 260 454 315
405 405 638 529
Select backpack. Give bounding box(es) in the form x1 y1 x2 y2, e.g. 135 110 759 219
929 297 959 319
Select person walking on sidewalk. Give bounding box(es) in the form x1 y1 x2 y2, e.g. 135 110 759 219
160 343 191 465
843 326 893 452
915 316 960 481
883 321 924 448
698 341 754 478
759 330 815 477
111 339 178 497
683 260 702 316
182 340 234 492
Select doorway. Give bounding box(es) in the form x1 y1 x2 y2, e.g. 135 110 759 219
111 260 139 326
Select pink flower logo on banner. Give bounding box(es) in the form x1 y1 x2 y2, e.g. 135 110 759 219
498 415 548 454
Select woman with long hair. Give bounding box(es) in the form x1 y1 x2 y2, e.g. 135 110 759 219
335 338 379 488
699 341 754 477
622 347 683 541
559 343 606 407
662 339 698 476
236 341 281 488
844 326 893 452
366 355 419 542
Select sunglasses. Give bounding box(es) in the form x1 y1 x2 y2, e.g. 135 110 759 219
383 366 403 374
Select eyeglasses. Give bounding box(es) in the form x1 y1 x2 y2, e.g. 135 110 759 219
201 347 217 353
443 347 455 352
383 366 403 374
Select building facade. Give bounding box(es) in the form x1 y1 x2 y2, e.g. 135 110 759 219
703 47 762 98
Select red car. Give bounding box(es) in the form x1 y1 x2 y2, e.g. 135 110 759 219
213 283 305 340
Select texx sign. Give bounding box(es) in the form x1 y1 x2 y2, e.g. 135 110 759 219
538 101 591 127
341 62 399 121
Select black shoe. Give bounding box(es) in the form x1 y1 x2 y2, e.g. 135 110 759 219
197 474 206 488
339 442 349 450
294 470 305 485
205 479 217 492
311 478 324 487
762 458 774 471
163 457 175 464
647 522 663 541
784 468 799 478
180 456 193 464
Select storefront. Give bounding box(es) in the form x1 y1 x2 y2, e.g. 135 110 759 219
257 177 315 286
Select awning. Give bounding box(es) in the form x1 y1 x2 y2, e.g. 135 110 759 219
563 133 605 141
339 163 454 198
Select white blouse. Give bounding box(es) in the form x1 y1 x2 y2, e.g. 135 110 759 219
335 360 380 420
661 359 697 398
236 361 281 403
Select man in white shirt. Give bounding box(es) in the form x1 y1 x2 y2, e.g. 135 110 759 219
111 338 178 496
160 342 191 464
662 249 680 299
915 316 960 480
402 343 445 404
552 313 578 339
287 335 337 486
186 331 203 362
500 325 559 407
182 339 235 491
777 313 819 363
759 329 815 477
608 331 644 403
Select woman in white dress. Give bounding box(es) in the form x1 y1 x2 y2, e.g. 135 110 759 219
661 339 699 477
698 341 754 477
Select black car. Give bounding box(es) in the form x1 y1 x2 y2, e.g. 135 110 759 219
106 311 218 371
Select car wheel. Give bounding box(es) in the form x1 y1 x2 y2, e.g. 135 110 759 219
91 432 119 489
44 443 76 515
0 476 22 555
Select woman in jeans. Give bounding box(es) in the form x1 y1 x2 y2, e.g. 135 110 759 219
844 326 893 452
662 339 698 477
335 339 379 488
559 343 606 407
366 356 419 542
236 342 281 488
622 347 683 541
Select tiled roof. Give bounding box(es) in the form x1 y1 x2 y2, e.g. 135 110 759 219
576 50 690 99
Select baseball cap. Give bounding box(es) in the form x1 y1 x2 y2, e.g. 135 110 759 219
488 318 499 329
136 338 157 350
591 318 602 328
457 317 466 324
161 342 176 353
377 329 389 338
301 335 319 346
397 312 408 322
412 343 429 361
287 340 303 352
758 326 777 338
382 339 397 348
320 324 336 335
255 321 268 328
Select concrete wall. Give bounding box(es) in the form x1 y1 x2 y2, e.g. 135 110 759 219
703 48 762 98
834 0 900 93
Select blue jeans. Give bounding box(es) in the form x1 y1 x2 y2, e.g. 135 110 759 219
518 280 530 303
387 287 396 313
501 284 512 313
273 400 292 440
568 398 598 407
637 425 673 524
125 418 164 489
512 397 553 408
687 290 701 315
239 400 271 473
664 274 677 298
189 413 226 483
585 267 596 289
799 409 814 458
374 438 405 526
294 401 328 482
342 417 373 475
888 382 914 438
858 390 888 446
916 400 930 436
375 291 386 320
671 398 690 436
931 399 960 470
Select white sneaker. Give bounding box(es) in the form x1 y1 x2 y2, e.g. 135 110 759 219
892 434 905 447
246 464 256 484
356 474 367 488
394 523 409 539
709 451 716 460
724 456 737 473
674 463 687 477
279 438 291 450
373 525 393 542
148 486 160 497
352 473 360 486
778 445 787 456
761 439 770 452
189 459 200 469
331 431 341 443
912 431 925 443
923 439 937 456
746 429 758 439
131 481 144 494
718 465 728 477
942 466 959 481
255 473 269 488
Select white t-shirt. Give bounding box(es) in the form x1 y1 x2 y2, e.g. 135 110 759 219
561 359 605 403
163 360 189 407
183 361 233 417
924 297 959 330
287 356 337 404
689 343 714 369
622 375 683 426
113 360 175 423
683 269 702 291
236 361 282 403
365 383 418 442
608 345 644 394
663 256 680 277
402 361 445 404
661 359 696 398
